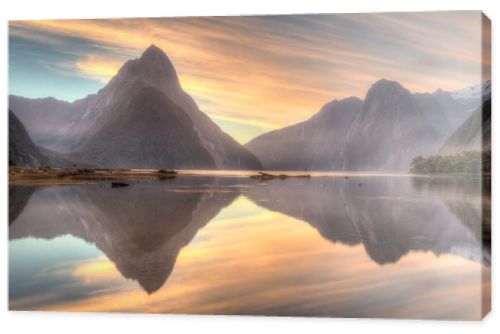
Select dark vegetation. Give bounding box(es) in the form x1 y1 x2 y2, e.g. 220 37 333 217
157 169 177 180
250 171 311 180
409 150 490 174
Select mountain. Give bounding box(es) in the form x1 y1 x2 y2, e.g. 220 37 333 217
247 79 471 172
342 79 456 171
245 97 362 170
439 98 491 155
413 89 470 135
9 110 50 167
10 45 262 170
72 85 217 168
450 80 491 112
8 96 80 152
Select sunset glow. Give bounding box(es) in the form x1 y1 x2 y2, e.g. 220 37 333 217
9 12 485 143
10 196 485 319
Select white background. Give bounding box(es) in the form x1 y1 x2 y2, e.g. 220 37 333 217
0 0 498 333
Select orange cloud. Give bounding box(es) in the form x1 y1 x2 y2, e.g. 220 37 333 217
9 12 485 143
74 55 124 82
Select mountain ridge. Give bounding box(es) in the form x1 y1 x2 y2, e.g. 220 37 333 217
10 45 263 170
246 97 362 170
247 78 473 172
9 46 484 171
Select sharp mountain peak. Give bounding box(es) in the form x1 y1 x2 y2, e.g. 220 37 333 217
139 44 172 64
113 44 178 86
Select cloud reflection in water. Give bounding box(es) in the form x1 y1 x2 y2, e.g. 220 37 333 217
9 175 489 319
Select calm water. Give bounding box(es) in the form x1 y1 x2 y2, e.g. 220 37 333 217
9 174 491 319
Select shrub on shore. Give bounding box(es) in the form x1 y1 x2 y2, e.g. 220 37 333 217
158 169 177 175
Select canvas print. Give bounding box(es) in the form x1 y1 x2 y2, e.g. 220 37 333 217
8 11 491 320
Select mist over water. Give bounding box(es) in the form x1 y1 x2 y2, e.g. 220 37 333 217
9 174 490 319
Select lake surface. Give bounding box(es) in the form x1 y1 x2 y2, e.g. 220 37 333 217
9 174 491 319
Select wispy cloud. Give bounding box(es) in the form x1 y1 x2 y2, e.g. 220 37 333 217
9 12 484 143
74 55 124 82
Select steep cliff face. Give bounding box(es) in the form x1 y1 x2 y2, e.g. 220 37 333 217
10 45 262 170
71 84 217 169
246 97 362 170
9 110 50 167
247 79 473 172
439 99 491 155
342 79 445 171
413 89 470 137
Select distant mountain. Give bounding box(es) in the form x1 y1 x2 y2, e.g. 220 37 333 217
440 98 491 155
10 45 262 170
414 89 470 135
8 96 79 152
9 110 50 167
450 80 491 112
10 46 484 172
245 97 362 170
247 79 473 172
342 79 455 171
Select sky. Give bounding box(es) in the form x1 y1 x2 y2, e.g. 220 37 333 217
8 11 488 144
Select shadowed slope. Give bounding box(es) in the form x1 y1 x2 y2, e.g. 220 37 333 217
9 45 262 170
9 110 50 168
246 97 362 170
73 85 216 169
342 80 444 171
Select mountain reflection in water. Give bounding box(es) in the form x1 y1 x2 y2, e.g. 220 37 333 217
10 177 238 294
244 176 489 265
9 174 490 319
